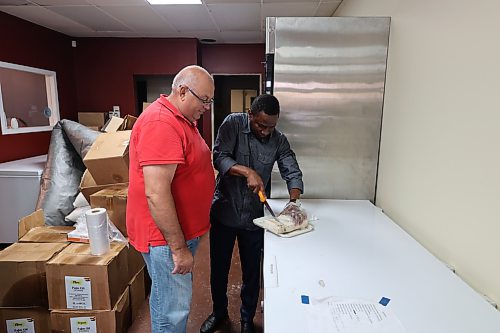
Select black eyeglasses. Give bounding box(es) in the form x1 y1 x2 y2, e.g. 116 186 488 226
185 86 214 105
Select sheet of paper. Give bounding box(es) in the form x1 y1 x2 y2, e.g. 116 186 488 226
302 296 406 333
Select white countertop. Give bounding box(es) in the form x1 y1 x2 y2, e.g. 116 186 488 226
262 199 500 332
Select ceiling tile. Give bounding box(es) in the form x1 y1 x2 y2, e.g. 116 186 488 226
152 4 217 32
30 0 90 5
99 5 175 33
219 30 264 43
0 0 32 5
46 5 131 31
263 0 320 3
0 5 93 34
0 0 344 42
203 0 259 3
262 2 318 17
208 3 260 31
87 0 145 5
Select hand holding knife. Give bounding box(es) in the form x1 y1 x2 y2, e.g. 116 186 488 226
258 190 281 223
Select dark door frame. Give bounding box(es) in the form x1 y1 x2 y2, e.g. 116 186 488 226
211 73 262 148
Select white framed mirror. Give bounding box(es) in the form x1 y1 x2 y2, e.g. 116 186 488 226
0 60 60 135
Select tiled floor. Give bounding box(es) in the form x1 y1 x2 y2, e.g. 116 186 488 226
128 233 264 333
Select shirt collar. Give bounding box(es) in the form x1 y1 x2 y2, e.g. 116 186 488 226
158 94 197 127
243 113 251 134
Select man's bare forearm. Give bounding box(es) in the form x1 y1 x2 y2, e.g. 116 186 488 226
146 191 186 252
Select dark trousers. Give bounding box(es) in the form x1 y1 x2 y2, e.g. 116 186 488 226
209 222 264 323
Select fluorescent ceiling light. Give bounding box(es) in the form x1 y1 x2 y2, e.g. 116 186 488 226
147 0 202 4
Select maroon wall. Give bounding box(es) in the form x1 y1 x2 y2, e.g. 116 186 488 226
0 12 77 163
73 38 199 117
200 44 265 145
201 44 265 75
0 12 265 162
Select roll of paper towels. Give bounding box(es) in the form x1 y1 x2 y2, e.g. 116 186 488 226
85 208 110 255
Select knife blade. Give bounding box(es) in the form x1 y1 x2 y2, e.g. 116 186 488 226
258 190 281 223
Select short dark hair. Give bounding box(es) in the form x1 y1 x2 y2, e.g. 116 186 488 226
250 94 280 116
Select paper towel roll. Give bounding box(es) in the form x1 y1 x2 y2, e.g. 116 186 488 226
85 208 110 255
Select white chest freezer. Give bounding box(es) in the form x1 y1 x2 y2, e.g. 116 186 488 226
0 154 47 243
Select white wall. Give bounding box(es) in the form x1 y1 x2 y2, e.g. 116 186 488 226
336 0 500 305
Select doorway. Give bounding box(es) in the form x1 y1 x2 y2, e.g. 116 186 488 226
134 75 174 116
212 74 261 148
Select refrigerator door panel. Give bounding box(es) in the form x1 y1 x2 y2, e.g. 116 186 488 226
268 17 390 201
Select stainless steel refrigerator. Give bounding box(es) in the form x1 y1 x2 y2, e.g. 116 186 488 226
266 17 391 201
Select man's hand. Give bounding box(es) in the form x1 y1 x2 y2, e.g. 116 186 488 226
246 169 265 193
171 246 194 275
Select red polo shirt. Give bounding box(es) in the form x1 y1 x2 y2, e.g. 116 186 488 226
126 95 215 253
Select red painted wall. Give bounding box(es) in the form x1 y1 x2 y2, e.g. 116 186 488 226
201 44 265 75
200 43 265 146
73 38 199 117
0 12 77 163
0 12 265 162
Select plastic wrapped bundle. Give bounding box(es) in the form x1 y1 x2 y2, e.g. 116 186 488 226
36 119 100 226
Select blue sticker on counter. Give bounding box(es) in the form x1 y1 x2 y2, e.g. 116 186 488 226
379 297 390 306
301 295 310 304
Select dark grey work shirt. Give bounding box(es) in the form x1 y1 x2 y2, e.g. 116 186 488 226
211 113 303 230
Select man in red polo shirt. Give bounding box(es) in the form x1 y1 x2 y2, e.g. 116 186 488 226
126 65 215 333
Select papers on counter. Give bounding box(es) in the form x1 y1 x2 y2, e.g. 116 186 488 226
301 295 406 333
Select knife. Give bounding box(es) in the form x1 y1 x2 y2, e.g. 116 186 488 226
258 190 281 223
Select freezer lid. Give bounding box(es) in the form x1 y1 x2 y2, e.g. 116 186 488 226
0 154 47 177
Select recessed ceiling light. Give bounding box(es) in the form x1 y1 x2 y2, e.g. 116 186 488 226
147 0 202 4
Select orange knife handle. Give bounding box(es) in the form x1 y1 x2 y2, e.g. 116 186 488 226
258 190 266 203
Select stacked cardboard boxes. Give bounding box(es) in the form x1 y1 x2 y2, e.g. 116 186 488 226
0 115 148 332
83 130 131 185
0 242 67 333
78 112 108 131
0 307 51 333
18 209 74 243
90 185 128 237
45 242 145 332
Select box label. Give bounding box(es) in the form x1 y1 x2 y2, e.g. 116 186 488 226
70 316 97 333
6 318 35 333
65 276 92 309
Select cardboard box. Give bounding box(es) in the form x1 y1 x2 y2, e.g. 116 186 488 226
18 209 73 243
83 131 131 185
46 242 129 311
20 226 73 244
102 115 137 133
102 116 125 133
126 245 145 282
78 112 107 129
90 186 128 237
0 243 67 307
120 115 137 130
18 209 45 239
79 169 128 204
129 268 146 321
0 307 50 333
50 286 131 333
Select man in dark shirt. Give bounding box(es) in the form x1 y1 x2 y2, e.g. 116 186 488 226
200 94 303 333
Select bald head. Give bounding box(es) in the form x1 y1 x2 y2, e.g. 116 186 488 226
168 65 215 123
172 65 213 93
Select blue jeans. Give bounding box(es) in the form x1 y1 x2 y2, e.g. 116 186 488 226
142 238 200 333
